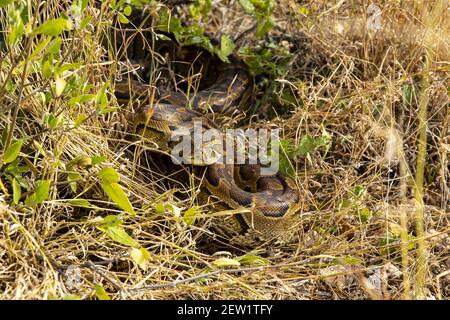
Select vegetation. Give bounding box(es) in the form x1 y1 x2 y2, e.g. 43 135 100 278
0 0 448 299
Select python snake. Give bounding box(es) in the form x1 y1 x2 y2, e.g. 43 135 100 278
115 55 301 239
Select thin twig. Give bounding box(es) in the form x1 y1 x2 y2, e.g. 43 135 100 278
127 266 265 292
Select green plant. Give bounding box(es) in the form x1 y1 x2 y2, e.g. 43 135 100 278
238 0 276 37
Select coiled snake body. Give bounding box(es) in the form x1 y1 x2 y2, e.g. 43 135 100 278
116 57 301 239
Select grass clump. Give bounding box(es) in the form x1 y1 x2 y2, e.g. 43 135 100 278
0 0 448 300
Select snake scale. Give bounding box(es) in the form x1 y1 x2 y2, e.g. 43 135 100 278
115 49 301 240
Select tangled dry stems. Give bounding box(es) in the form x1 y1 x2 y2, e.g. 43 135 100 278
0 0 448 299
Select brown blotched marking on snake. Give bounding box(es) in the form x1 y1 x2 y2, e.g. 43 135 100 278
116 57 301 239
116 57 252 115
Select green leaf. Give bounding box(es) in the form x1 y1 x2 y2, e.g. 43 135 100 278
24 192 36 207
25 180 50 206
278 154 296 179
407 234 416 250
68 198 92 208
79 0 89 11
42 60 53 78
402 83 415 106
79 16 91 29
35 180 50 203
319 129 332 156
12 178 21 204
379 231 406 256
98 167 119 183
68 172 82 182
212 257 241 268
255 16 275 37
358 207 372 223
298 6 309 16
235 253 269 266
101 182 136 216
27 37 52 62
278 139 296 179
238 43 292 76
182 206 198 226
157 7 183 38
95 82 109 110
123 5 132 16
46 37 62 54
67 155 92 169
98 168 136 216
94 284 110 300
216 35 235 63
68 172 82 193
294 134 331 157
351 185 366 199
46 112 62 129
389 223 403 237
33 18 73 37
7 10 24 44
333 255 363 265
155 33 171 41
98 106 117 115
4 158 29 187
129 247 151 270
118 13 129 24
164 203 182 216
98 222 139 248
239 0 255 14
101 215 123 228
55 76 66 97
74 114 87 128
57 62 83 75
189 0 212 20
4 80 14 93
0 0 14 7
3 139 24 164
155 201 166 213
90 156 106 166
68 94 95 107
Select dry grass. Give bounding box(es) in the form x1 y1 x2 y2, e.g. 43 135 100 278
0 0 448 299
